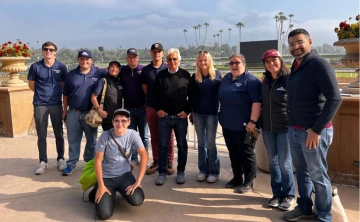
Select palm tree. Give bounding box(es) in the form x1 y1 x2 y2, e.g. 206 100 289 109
183 29 190 48
235 22 245 53
219 30 223 46
227 28 232 45
197 24 202 47
213 34 216 46
284 14 294 39
349 17 352 24
289 24 294 31
216 33 220 44
193 26 198 48
274 15 280 39
203 22 209 46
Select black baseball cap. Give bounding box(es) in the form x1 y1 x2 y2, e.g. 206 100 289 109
108 61 121 68
151 43 164 51
126 48 138 56
113 108 130 118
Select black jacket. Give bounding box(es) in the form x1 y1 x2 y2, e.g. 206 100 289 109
260 72 289 132
97 74 123 123
287 50 342 134
153 68 192 115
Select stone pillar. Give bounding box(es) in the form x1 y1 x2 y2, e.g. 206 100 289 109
0 86 34 137
327 97 359 186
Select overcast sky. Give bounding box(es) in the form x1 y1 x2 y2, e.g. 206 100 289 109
1 0 359 50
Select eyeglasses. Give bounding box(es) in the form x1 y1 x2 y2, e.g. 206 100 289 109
167 58 178 61
198 50 209 54
229 61 242 66
113 119 128 125
288 40 306 48
42 48 56 52
264 57 279 64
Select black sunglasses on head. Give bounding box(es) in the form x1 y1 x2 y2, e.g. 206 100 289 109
167 58 178 61
198 50 209 54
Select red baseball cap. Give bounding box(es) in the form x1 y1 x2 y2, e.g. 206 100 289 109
262 49 281 61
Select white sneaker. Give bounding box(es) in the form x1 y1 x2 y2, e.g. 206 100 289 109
207 175 219 183
197 173 207 182
35 161 48 175
57 159 67 171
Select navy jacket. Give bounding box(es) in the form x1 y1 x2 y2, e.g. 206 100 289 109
287 50 342 134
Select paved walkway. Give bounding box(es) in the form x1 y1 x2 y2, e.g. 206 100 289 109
0 129 358 222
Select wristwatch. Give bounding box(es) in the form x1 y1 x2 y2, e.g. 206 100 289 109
96 106 101 110
249 119 257 124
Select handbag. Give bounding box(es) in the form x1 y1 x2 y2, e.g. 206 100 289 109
85 78 108 127
79 159 97 192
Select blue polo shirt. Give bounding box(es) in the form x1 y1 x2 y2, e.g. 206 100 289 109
141 61 167 107
120 64 145 108
63 66 107 112
27 59 67 106
191 70 222 115
218 71 261 131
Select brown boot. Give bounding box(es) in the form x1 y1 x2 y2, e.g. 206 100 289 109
146 161 159 175
167 163 175 175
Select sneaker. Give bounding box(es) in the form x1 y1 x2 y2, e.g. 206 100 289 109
268 196 281 208
146 161 159 175
35 161 48 175
283 206 314 221
225 178 243 188
197 173 207 182
207 175 219 183
167 163 175 175
236 181 253 194
278 196 294 211
131 158 139 165
155 173 167 186
176 171 185 184
62 166 75 176
57 159 67 171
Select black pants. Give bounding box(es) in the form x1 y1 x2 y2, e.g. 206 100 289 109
101 122 113 131
89 172 145 220
34 105 64 163
222 128 256 183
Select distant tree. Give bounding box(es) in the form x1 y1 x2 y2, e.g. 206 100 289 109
235 22 245 53
203 22 209 46
193 26 198 47
219 30 223 46
213 34 216 46
197 24 202 47
183 29 190 48
227 28 232 45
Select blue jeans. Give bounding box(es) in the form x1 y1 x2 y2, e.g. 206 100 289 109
158 115 188 174
65 109 98 169
288 126 334 222
193 113 220 176
262 131 295 197
126 107 149 161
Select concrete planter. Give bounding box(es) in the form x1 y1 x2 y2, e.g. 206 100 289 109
0 57 30 87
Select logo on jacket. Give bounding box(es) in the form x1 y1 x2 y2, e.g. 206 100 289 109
118 86 123 90
235 82 242 87
54 69 60 73
276 87 286 91
92 78 98 81
137 70 142 75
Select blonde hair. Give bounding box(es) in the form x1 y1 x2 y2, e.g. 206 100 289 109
195 51 216 83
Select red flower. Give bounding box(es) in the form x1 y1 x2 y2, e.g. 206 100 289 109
7 49 12 53
22 53 27 57
339 21 347 28
344 24 350 30
0 52 3 56
7 41 12 44
15 50 19 54
16 46 21 50
334 27 339 32
3 43 8 46
32 52 35 55
18 41 22 44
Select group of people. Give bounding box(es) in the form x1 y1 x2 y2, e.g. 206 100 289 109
28 28 342 222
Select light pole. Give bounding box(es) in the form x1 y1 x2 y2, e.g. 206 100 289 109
36 40 40 61
98 46 104 65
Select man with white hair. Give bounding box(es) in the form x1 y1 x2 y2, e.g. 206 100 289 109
153 48 192 185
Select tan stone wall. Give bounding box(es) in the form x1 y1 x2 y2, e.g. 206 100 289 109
328 97 360 186
0 86 33 137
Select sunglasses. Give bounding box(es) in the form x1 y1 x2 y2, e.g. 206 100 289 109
198 50 209 54
167 58 178 61
42 48 56 52
113 119 128 125
229 61 242 66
